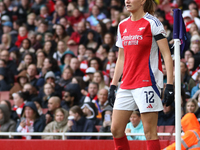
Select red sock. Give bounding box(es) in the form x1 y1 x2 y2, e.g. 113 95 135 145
146 139 160 150
113 135 130 150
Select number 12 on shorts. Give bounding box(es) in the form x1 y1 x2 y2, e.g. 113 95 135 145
144 91 154 103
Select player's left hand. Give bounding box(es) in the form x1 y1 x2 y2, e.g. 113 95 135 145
163 84 174 106
108 85 117 107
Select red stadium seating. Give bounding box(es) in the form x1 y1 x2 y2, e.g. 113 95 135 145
0 91 10 101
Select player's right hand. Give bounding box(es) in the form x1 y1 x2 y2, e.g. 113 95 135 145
108 85 117 107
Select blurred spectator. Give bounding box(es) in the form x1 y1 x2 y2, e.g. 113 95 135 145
40 57 61 78
31 0 45 16
45 96 61 124
188 56 200 81
84 31 98 50
32 97 44 118
67 21 87 45
186 99 199 116
0 104 16 139
0 67 12 91
71 76 86 90
0 100 12 112
0 2 12 20
191 73 200 97
9 70 29 98
67 8 85 27
17 53 34 72
95 0 109 18
42 108 69 139
96 44 110 67
67 105 97 139
36 50 46 72
88 57 109 85
125 111 146 140
59 17 74 36
64 82 83 106
93 71 109 90
190 43 200 56
39 83 58 108
22 83 38 101
61 90 77 111
11 92 27 122
81 102 100 125
38 71 62 97
109 66 115 86
184 50 194 65
77 0 88 13
60 50 75 73
83 67 96 86
81 82 99 105
28 31 43 51
54 24 69 44
0 33 15 51
12 0 32 23
15 26 28 48
103 32 115 49
98 105 113 139
26 13 36 31
19 39 35 57
69 57 84 77
15 102 45 139
1 21 17 44
42 40 55 57
157 101 175 126
0 50 18 75
53 40 67 62
180 61 196 98
27 64 38 88
86 5 106 26
52 6 66 24
97 88 109 111
56 67 73 89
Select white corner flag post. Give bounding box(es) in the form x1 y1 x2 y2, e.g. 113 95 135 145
174 39 181 150
173 8 184 150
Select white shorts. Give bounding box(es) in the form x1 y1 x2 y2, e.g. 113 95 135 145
113 86 163 113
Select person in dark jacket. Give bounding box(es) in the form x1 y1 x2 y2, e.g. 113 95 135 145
98 105 113 139
67 105 97 139
81 102 101 125
157 101 175 126
10 91 27 122
15 102 46 139
0 67 12 91
61 89 77 111
0 104 16 139
0 50 18 75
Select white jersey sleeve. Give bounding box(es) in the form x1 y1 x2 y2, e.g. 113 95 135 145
145 15 166 37
116 24 123 48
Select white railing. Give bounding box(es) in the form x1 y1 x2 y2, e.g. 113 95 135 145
0 132 173 140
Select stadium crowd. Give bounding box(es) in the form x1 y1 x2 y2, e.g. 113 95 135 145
0 0 200 141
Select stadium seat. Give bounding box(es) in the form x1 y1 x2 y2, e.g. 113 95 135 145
68 45 78 56
0 91 10 101
9 100 14 107
157 125 175 141
164 125 175 141
95 125 102 132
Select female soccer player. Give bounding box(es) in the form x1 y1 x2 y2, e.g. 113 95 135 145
108 0 174 150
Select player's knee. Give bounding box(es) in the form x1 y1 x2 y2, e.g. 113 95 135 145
111 125 124 138
144 130 158 140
